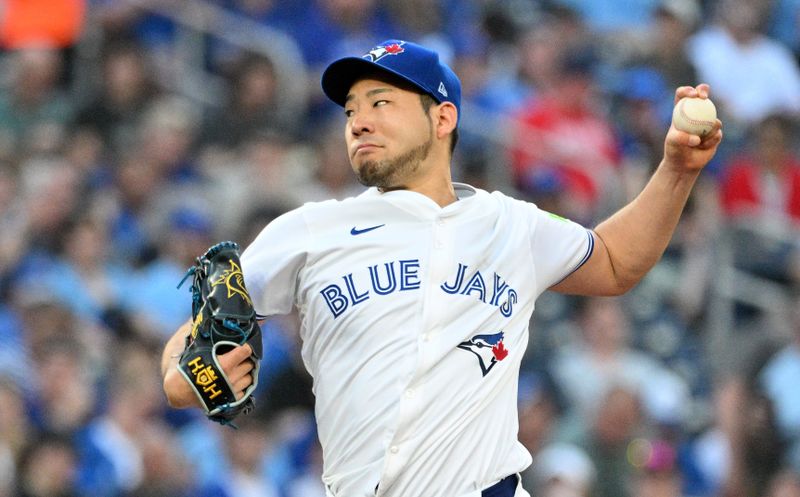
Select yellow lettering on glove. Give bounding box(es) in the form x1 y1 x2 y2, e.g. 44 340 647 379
187 356 205 374
187 357 223 400
204 383 223 399
195 366 218 386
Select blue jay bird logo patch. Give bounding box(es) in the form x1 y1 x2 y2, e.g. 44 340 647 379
457 332 509 377
363 41 405 62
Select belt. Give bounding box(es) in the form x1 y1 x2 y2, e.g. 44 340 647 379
481 474 518 497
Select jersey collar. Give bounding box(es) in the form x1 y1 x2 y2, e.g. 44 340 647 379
361 182 479 219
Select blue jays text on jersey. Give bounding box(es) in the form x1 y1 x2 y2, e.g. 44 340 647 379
240 184 594 497
320 260 518 319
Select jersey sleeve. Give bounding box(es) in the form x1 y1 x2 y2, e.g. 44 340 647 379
241 208 310 316
528 207 594 292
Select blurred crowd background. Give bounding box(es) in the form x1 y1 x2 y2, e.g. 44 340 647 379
1 0 800 496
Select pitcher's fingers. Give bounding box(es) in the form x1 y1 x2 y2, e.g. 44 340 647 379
230 343 254 360
674 84 710 103
696 119 723 144
233 374 253 399
228 359 255 382
674 86 696 103
219 344 253 370
695 83 710 98
698 128 723 150
670 128 702 147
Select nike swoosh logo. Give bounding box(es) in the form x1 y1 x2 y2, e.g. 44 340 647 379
350 224 385 235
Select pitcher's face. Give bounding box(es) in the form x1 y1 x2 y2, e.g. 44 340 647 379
344 77 434 189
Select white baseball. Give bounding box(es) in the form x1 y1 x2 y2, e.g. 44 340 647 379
672 97 717 137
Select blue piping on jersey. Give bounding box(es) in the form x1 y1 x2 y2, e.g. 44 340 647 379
554 229 595 285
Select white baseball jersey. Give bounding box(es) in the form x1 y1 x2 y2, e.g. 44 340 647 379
241 183 594 497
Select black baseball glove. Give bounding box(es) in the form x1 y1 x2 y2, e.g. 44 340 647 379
176 241 262 426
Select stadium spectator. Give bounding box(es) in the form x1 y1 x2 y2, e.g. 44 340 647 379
550 297 691 428
764 469 800 497
529 442 597 497
0 377 29 496
688 0 800 127
613 66 673 197
29 340 98 436
719 114 800 226
760 295 800 474
201 53 302 150
75 340 166 497
510 47 622 224
0 47 74 158
650 0 700 85
15 433 79 497
196 415 280 497
122 207 217 339
34 217 128 325
629 439 683 497
718 114 800 284
73 40 161 155
293 118 366 202
583 386 645 497
767 0 800 57
551 0 660 34
620 0 700 92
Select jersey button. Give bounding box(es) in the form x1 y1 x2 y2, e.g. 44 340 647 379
421 334 429 342
405 389 415 398
390 446 399 454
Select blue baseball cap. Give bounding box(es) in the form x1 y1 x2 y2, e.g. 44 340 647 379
321 40 461 121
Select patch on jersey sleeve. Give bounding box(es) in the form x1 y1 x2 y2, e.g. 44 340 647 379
547 212 570 223
457 332 509 377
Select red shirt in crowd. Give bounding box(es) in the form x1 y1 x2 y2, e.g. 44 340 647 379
719 155 800 224
510 96 620 208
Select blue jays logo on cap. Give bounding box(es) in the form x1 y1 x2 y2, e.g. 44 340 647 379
321 39 461 122
364 41 406 62
457 332 509 377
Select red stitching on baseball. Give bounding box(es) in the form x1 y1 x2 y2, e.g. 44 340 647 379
678 100 714 127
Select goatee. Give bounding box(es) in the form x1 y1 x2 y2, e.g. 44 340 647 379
356 136 432 189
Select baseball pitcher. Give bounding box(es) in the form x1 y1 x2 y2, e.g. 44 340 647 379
161 39 722 497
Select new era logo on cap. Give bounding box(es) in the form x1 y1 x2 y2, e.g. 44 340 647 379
321 39 462 123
